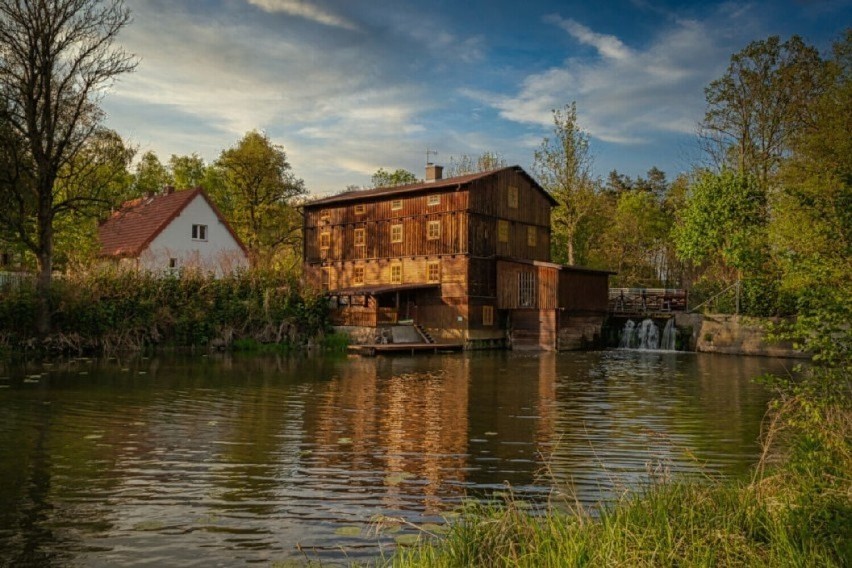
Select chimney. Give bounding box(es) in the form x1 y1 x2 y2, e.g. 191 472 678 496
425 163 443 182
164 185 175 195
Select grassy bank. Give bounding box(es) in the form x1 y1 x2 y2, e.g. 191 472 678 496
0 268 342 355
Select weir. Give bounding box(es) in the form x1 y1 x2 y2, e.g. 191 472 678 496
617 317 678 351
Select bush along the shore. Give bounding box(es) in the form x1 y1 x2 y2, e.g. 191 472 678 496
0 268 340 355
388 283 851 567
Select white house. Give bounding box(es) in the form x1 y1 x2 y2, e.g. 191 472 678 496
98 187 249 275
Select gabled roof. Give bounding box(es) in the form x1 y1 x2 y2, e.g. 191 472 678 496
303 165 557 208
98 188 247 258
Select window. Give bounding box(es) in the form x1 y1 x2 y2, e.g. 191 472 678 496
391 224 403 243
320 232 331 249
482 305 494 326
390 263 402 284
321 269 330 292
354 204 366 214
354 228 365 246
169 258 178 269
527 226 537 247
391 199 403 210
427 194 441 206
353 266 364 285
192 224 207 240
427 220 441 240
508 185 519 209
427 261 440 283
320 213 330 224
498 220 509 243
519 272 536 307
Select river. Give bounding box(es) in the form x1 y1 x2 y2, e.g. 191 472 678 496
0 350 789 566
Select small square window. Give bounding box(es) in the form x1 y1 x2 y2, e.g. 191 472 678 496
483 305 494 326
354 204 366 214
320 232 331 249
498 220 509 243
427 220 441 240
390 264 402 284
427 262 440 283
353 266 364 285
169 258 178 269
192 224 207 240
391 224 403 243
508 186 519 209
427 194 440 206
391 199 403 211
354 228 365 246
527 226 537 247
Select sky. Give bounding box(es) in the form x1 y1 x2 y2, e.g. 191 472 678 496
101 0 851 197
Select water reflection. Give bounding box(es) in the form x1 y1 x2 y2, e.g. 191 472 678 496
0 351 785 565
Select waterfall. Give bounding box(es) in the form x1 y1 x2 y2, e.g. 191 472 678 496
661 318 677 351
619 318 676 351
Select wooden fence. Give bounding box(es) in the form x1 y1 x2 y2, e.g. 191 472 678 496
608 288 687 314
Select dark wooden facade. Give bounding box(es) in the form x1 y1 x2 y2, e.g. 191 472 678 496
303 166 611 348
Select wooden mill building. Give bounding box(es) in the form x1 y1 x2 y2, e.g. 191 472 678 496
302 165 612 350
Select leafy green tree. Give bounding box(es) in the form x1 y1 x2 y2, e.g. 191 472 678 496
169 153 209 189
371 168 417 188
0 0 136 333
212 131 306 269
700 35 825 187
533 103 598 265
132 151 173 195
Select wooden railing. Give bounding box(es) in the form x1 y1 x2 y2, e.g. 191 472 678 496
609 288 687 313
377 308 398 324
330 307 399 326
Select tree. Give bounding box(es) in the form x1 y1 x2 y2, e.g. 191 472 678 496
532 103 598 265
212 131 306 269
169 153 209 189
0 0 136 333
371 168 417 188
445 151 507 177
700 35 825 187
132 151 173 195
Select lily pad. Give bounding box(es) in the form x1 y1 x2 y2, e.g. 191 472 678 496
334 525 362 537
394 534 420 546
336 437 352 445
133 520 165 531
384 472 413 486
84 434 103 440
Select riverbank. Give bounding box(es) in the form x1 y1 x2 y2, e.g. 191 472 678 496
0 269 335 357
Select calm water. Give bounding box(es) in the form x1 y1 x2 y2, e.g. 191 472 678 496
0 350 789 566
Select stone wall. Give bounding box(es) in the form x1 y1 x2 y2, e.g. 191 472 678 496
677 314 807 358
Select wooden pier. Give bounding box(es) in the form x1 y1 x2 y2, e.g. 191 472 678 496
348 342 464 357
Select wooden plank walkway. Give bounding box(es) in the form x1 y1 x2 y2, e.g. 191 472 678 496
348 342 464 357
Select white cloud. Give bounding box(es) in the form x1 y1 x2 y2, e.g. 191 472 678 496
545 15 633 61
244 0 359 31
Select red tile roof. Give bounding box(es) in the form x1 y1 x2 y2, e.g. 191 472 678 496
303 165 557 208
98 188 247 258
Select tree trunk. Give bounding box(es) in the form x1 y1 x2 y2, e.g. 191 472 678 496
35 188 54 336
567 238 575 266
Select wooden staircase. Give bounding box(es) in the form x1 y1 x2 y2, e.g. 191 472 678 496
413 323 436 344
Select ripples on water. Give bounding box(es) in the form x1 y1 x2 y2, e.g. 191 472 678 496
0 350 785 566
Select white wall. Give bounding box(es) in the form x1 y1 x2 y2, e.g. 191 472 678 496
139 194 248 276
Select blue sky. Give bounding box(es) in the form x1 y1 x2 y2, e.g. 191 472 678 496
102 0 851 196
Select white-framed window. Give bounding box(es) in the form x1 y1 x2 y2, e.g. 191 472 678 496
192 224 208 240
508 185 519 209
354 204 366 214
482 305 494 326
427 194 441 206
527 226 537 247
353 266 365 285
427 220 441 240
391 199 403 211
354 228 365 247
427 261 440 283
519 272 536 307
320 232 331 249
390 263 402 284
498 220 509 243
391 224 403 243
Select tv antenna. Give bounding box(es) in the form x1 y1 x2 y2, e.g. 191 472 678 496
426 148 438 165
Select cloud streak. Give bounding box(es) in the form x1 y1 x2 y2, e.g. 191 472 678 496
244 0 359 30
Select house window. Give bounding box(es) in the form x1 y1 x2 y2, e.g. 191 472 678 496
498 220 509 243
169 258 178 269
427 220 441 240
321 269 330 292
353 266 364 285
354 204 366 214
320 232 331 249
508 185 519 209
519 272 536 307
391 199 403 211
482 305 494 326
192 224 207 240
320 213 330 224
427 194 441 206
354 228 365 247
391 224 403 243
427 261 440 283
390 263 402 284
527 226 537 247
